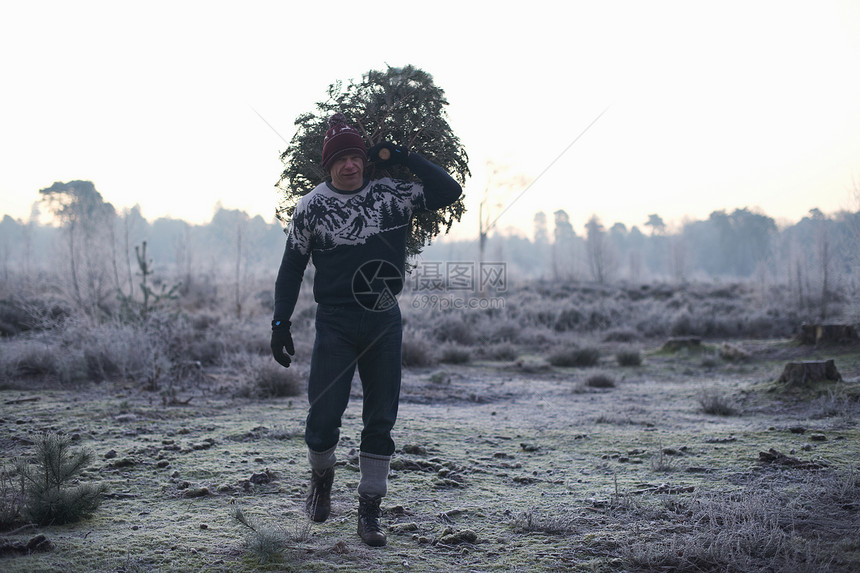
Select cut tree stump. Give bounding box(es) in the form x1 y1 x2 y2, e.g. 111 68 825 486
662 337 701 352
777 359 842 386
799 323 859 345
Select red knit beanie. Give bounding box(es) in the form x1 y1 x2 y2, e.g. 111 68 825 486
321 113 368 170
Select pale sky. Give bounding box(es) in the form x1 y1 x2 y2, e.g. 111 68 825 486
2 0 859 240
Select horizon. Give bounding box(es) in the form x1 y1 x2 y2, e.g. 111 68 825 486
4 190 850 242
2 1 859 239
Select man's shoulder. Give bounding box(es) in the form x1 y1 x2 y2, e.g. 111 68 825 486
295 183 332 210
369 176 422 192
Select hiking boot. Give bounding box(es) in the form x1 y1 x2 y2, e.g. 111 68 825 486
305 467 334 522
357 494 387 547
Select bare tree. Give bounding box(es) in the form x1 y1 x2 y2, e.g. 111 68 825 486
235 223 243 318
552 210 576 280
669 235 689 284
847 182 860 320
533 211 549 245
814 212 831 320
585 214 614 284
173 222 193 296
478 161 528 272
120 206 147 301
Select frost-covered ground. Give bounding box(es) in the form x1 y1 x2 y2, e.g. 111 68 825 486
2 338 859 572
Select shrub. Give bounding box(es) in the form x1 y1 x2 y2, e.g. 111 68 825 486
616 350 642 367
553 308 584 332
603 328 638 342
5 340 58 378
181 338 223 366
482 342 519 361
254 361 303 398
401 332 436 367
0 300 33 336
548 347 600 368
487 321 521 343
585 373 616 388
438 345 471 364
669 311 695 336
2 337 88 384
432 317 476 346
719 343 750 362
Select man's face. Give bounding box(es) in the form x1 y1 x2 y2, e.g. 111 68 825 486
329 154 365 191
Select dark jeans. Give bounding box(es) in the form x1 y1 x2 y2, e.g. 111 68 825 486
305 304 402 457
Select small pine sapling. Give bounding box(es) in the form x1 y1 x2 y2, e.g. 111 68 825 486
230 505 288 564
18 433 106 525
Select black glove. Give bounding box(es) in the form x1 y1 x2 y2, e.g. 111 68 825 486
369 142 409 168
270 320 295 368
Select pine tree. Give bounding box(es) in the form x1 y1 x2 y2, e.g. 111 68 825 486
18 433 106 525
276 65 469 259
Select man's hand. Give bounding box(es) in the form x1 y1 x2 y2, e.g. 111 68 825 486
369 142 409 168
271 320 295 368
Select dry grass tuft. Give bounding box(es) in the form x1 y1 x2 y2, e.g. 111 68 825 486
698 388 738 416
620 486 836 572
511 507 579 535
649 446 675 473
0 463 26 530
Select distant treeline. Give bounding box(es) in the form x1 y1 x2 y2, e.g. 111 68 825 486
424 208 860 289
1 181 858 297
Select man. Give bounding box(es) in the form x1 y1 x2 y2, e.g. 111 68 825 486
270 113 462 546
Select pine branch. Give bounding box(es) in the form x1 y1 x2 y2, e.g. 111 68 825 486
230 506 258 532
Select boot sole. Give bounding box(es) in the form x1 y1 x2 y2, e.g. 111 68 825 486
359 533 387 547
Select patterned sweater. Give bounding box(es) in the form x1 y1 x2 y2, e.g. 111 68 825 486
273 153 462 321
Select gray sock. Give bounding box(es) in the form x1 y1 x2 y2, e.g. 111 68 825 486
357 452 391 498
307 445 337 472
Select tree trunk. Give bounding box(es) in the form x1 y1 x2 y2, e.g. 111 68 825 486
777 360 842 386
798 324 859 345
67 222 83 309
